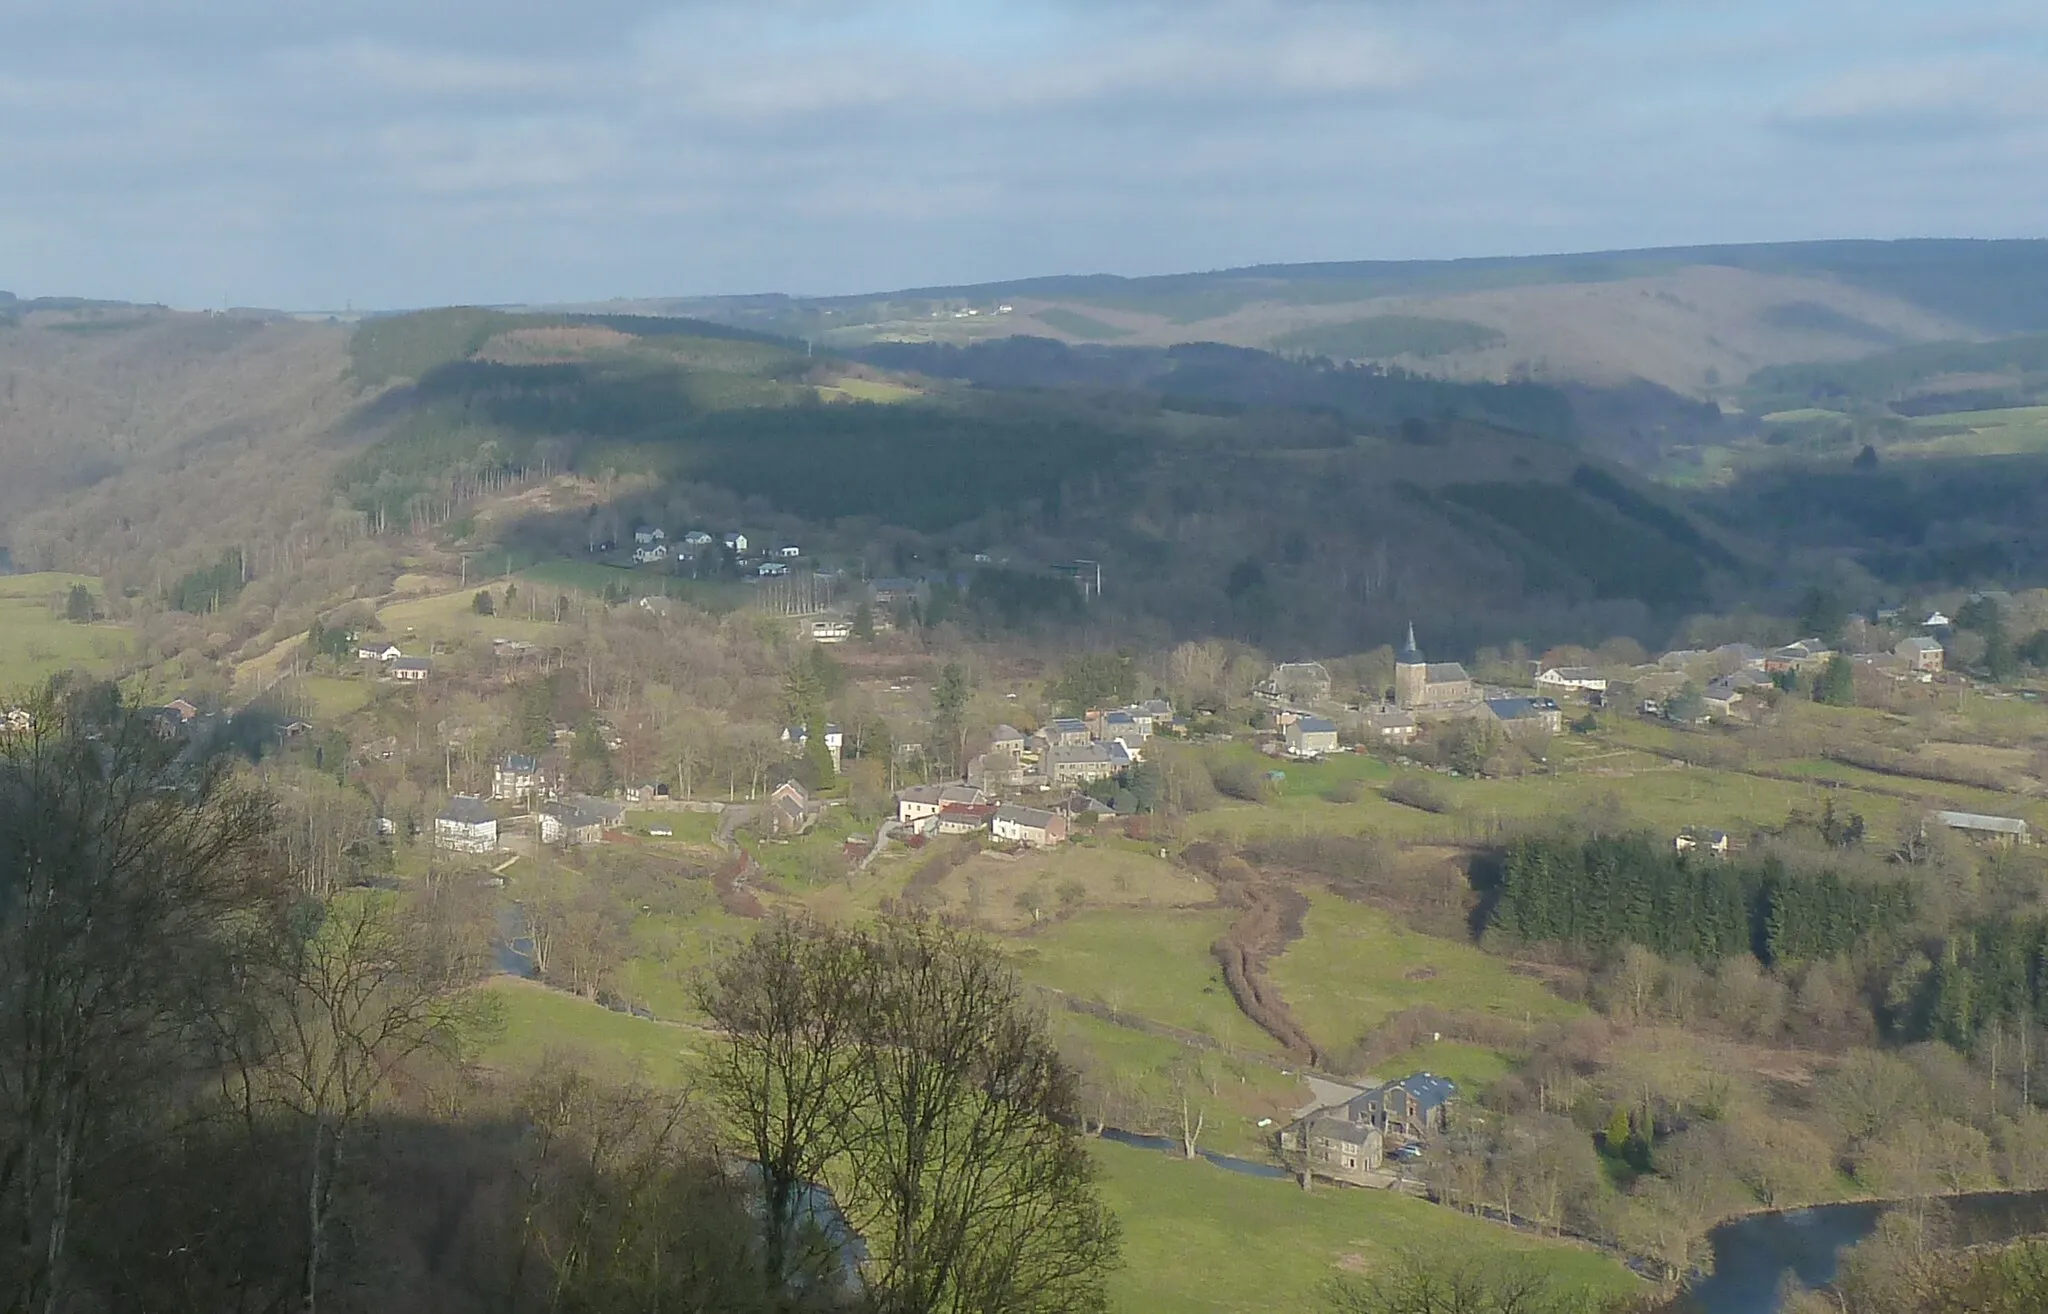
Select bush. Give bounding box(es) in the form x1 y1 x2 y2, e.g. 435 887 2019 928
1322 778 1365 804
1382 776 1452 813
1209 759 1276 803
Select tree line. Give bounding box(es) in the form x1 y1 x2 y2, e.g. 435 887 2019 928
1488 832 1916 966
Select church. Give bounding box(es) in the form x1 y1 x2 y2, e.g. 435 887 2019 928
1394 625 1477 710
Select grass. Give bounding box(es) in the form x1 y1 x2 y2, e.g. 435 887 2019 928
516 559 753 613
1034 307 1135 340
1269 894 1583 1063
817 375 922 402
1369 1041 1517 1093
1008 909 1283 1055
0 573 129 692
1048 1010 1306 1159
300 675 375 719
376 587 565 647
1093 1140 1639 1314
473 978 699 1084
627 809 720 844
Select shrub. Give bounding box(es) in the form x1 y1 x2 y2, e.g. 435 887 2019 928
1382 776 1452 814
1209 759 1276 803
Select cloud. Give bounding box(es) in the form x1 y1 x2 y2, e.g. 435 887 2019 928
3 0 2047 307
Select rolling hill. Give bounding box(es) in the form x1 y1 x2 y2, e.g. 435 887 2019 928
577 239 2048 396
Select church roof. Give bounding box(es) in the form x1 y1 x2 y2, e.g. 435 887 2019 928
1399 622 1424 664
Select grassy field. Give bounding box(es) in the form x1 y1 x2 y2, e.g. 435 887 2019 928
473 978 700 1084
300 674 376 719
816 375 922 402
0 573 129 692
376 587 567 647
1008 909 1284 1055
1094 1141 1639 1314
1048 1010 1304 1159
1269 894 1583 1064
1901 405 2048 457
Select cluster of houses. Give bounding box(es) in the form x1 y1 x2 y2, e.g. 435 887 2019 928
428 753 632 853
1278 1072 1457 1185
871 700 1179 847
628 527 804 578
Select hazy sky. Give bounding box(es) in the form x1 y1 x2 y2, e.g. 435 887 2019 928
7 0 2048 309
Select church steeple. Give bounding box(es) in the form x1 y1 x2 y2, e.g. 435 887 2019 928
1400 623 1423 664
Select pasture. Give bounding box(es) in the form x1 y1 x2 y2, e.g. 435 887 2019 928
0 573 128 691
1007 909 1283 1055
1094 1141 1638 1314
1269 894 1583 1066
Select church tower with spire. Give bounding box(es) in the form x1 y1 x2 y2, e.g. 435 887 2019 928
1395 623 1427 708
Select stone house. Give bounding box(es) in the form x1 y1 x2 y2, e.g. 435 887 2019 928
991 804 1067 847
1897 636 1945 674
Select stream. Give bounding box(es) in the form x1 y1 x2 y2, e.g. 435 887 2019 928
1687 1189 2048 1313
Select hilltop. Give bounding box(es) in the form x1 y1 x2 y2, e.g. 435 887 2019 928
581 239 2048 396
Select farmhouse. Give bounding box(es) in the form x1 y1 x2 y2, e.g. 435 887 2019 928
390 657 432 682
811 618 852 643
1278 1113 1385 1183
633 527 666 545
896 783 988 826
1263 661 1333 704
1766 639 1834 673
1674 827 1731 856
632 544 669 564
1367 707 1419 745
1285 715 1340 757
723 532 749 553
1352 1073 1458 1140
992 804 1068 847
358 643 403 662
434 796 498 853
540 796 623 846
1486 697 1562 737
1535 667 1607 694
1897 636 1945 674
1394 627 1476 710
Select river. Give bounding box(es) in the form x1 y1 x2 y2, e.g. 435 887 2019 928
1687 1189 2048 1313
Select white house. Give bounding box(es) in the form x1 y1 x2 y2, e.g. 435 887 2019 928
776 545 802 558
758 561 789 577
434 796 498 853
782 723 844 772
896 783 986 826
1535 667 1607 694
358 643 403 662
811 619 852 643
682 530 714 546
633 544 669 564
634 527 666 545
1285 716 1340 758
723 532 749 553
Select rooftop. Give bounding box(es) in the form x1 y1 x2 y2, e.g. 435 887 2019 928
439 795 496 825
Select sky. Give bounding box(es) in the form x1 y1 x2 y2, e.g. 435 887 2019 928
6 0 2048 310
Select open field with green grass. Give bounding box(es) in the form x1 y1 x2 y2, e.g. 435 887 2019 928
1094 1141 1639 1314
473 978 700 1083
1270 894 1584 1063
298 674 376 719
0 573 129 691
1369 1040 1516 1093
1048 1010 1303 1159
1009 909 1283 1055
376 587 567 646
